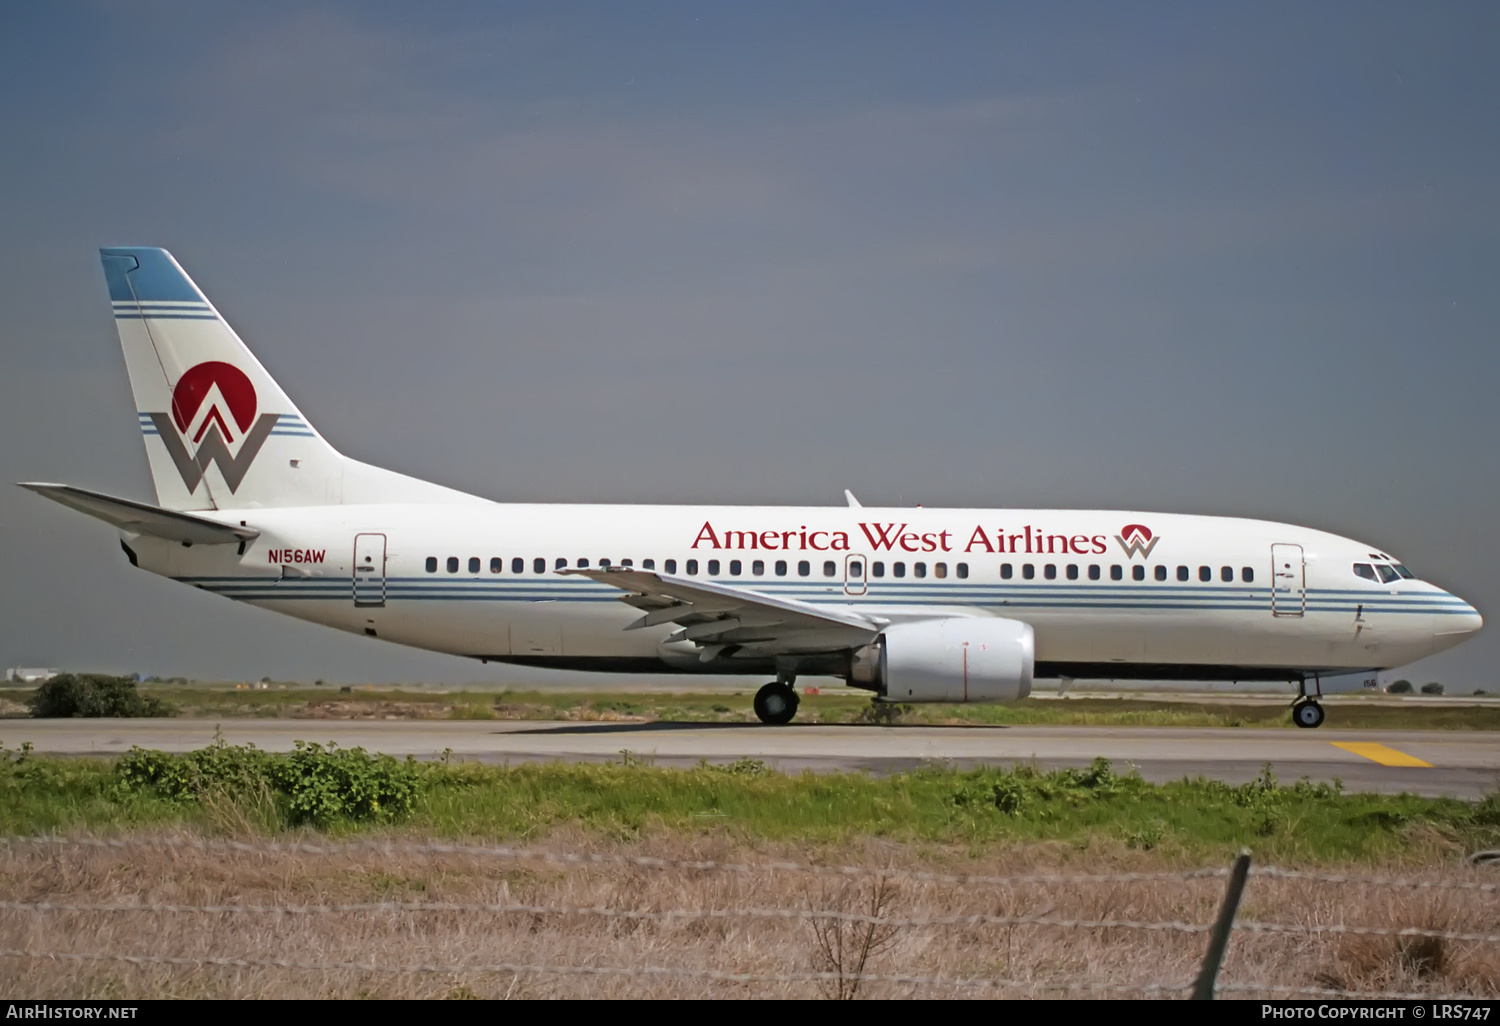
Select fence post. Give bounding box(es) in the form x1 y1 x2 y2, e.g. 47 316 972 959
1191 850 1252 1000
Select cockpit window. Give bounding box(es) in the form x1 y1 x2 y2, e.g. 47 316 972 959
1393 564 1415 579
1353 563 1377 582
1375 564 1400 584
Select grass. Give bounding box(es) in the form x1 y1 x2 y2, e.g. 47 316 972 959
2 742 1497 865
7 684 1499 730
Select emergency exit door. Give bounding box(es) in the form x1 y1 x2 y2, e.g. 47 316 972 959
353 533 387 607
1271 543 1305 617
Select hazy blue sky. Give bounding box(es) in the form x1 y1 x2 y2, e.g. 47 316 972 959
1 2 1495 689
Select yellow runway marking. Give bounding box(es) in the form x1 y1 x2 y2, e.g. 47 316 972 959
1331 742 1433 768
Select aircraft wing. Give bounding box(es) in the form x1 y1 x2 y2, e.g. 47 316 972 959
559 566 881 657
18 483 259 545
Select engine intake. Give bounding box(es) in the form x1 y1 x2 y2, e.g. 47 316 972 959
850 617 1034 703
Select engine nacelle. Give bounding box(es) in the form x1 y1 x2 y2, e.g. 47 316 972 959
851 617 1034 703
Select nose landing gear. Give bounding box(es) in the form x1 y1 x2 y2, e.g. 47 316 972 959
753 679 799 725
1292 699 1325 729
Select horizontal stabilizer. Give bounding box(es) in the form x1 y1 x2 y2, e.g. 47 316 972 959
18 483 258 545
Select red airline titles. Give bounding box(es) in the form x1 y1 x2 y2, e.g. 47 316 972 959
690 522 1108 556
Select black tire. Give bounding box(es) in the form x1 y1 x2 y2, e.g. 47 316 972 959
1293 700 1325 729
753 682 799 725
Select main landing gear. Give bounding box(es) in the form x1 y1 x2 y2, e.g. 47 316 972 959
754 679 799 725
1292 676 1325 729
1292 700 1325 728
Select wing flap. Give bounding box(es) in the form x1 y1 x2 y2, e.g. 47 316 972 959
18 483 259 545
562 567 880 656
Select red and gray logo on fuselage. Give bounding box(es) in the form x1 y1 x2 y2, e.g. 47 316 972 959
146 361 277 493
1115 524 1160 559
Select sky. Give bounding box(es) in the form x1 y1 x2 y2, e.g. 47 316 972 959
0 2 1496 689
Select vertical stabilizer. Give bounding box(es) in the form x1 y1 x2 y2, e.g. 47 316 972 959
101 247 344 510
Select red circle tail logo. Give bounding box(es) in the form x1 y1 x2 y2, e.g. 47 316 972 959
171 362 257 440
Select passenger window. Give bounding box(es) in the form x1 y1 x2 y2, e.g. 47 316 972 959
1393 564 1414 579
425 557 437 573
533 558 545 574
933 563 946 579
512 557 524 574
1242 567 1253 582
1376 564 1399 584
1043 564 1056 580
776 560 788 576
468 557 480 574
708 559 721 575
850 560 864 577
1177 566 1189 581
1221 566 1233 582
956 563 968 579
554 557 566 570
1132 565 1145 581
1154 565 1167 581
1110 565 1123 581
913 562 926 578
893 562 906 578
752 560 764 576
729 559 742 576
1001 563 1013 579
824 561 837 577
871 561 884 578
600 559 611 568
798 560 811 577
663 559 676 574
1023 564 1035 580
489 557 501 573
686 559 698 575
1066 564 1078 580
1088 564 1100 581
577 558 590 569
1199 566 1211 582
446 557 459 573
621 559 633 567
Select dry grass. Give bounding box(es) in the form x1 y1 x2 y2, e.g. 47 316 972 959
1 833 1496 999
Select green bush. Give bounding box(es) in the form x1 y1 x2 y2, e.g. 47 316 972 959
116 737 421 826
27 674 172 718
1421 682 1444 695
1387 680 1414 695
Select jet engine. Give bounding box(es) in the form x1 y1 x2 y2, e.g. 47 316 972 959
848 617 1034 702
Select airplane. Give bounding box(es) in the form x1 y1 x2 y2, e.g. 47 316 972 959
19 248 1484 728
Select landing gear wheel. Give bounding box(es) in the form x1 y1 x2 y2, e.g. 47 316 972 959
1292 700 1325 729
754 682 799 725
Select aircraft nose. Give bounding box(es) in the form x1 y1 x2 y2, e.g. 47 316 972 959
1434 593 1483 644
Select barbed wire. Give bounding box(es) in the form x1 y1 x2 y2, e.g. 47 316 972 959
0 836 1231 888
1251 866 1500 893
0 948 1191 994
7 899 1498 943
4 836 1496 894
0 899 1211 935
0 949 1481 1000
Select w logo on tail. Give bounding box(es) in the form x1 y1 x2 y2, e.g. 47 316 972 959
1115 524 1160 560
148 362 277 493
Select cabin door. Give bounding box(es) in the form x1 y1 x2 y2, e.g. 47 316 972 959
353 533 387 607
1270 543 1305 618
844 554 868 596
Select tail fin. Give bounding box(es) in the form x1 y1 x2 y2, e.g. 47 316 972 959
101 247 474 510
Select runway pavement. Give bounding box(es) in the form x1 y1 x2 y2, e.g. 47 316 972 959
7 718 1499 798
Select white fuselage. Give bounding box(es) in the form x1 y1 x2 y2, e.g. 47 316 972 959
127 502 1482 683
